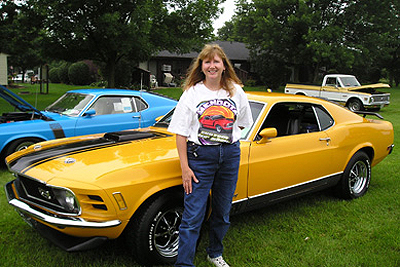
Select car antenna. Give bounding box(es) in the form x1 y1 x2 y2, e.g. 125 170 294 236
32 80 39 120
138 72 143 129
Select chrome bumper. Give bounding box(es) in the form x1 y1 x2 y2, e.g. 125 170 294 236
5 181 121 229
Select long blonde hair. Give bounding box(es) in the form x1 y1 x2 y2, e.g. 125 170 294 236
183 44 243 96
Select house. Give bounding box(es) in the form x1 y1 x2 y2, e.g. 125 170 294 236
0 53 9 86
139 41 250 87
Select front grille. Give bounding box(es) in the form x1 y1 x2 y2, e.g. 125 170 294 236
372 96 389 103
15 175 70 213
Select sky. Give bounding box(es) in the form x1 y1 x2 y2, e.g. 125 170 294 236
213 0 236 33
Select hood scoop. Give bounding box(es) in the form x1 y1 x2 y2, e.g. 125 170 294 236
103 131 157 142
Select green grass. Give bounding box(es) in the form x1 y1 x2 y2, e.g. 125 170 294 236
0 83 399 266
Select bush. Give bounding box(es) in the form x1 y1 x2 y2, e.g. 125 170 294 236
49 67 61 83
58 62 71 84
68 61 91 85
245 79 257 87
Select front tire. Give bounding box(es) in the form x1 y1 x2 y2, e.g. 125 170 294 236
347 99 364 112
125 192 183 265
336 151 371 199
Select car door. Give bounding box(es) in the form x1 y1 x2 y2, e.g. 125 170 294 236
247 102 337 206
74 95 143 136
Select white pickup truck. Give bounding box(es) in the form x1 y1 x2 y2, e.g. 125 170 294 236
284 74 390 111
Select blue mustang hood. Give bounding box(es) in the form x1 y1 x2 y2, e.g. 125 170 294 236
0 85 43 115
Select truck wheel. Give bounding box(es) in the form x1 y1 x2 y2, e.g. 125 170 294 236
347 99 364 112
125 192 183 265
335 151 371 199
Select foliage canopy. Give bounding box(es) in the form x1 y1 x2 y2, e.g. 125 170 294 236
220 0 400 89
26 0 221 87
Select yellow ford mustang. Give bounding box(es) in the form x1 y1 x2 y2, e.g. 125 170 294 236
4 92 394 265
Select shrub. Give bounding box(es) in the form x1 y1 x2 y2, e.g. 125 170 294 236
68 61 91 85
245 79 257 87
58 62 71 84
49 67 60 83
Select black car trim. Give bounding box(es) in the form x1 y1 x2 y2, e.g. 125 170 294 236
8 131 166 173
49 123 66 139
230 172 342 215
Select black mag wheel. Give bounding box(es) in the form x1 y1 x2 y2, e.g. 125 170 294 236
125 192 183 265
336 151 371 199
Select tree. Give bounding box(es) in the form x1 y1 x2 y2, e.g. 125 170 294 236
232 0 399 87
0 0 43 80
28 0 222 88
234 0 358 87
342 0 400 84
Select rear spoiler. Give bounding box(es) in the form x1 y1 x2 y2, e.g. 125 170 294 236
354 111 384 119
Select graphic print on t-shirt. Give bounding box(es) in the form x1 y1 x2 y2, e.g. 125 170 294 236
196 99 237 145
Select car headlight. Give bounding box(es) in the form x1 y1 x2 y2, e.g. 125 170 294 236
53 188 80 214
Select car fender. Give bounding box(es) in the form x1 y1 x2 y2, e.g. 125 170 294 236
346 96 366 105
342 143 374 171
123 178 183 221
1 133 49 153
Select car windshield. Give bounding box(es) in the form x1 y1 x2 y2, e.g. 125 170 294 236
153 109 174 128
340 77 361 87
45 92 93 116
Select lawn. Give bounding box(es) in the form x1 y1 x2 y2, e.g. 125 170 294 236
0 83 399 267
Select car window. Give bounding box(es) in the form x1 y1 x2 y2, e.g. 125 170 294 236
46 93 93 116
134 97 148 112
90 96 140 115
257 102 329 139
314 106 334 130
240 101 265 139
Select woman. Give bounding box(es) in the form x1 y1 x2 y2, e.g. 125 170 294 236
168 44 253 267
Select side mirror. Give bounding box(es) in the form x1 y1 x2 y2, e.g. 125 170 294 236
257 128 277 144
83 109 96 117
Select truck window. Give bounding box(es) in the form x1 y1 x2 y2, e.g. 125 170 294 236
326 77 338 87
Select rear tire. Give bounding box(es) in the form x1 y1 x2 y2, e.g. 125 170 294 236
125 192 183 265
336 151 371 199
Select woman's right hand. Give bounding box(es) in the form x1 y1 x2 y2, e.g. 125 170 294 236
181 165 198 194
176 134 199 194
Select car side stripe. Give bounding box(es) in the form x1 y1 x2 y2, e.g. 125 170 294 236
49 123 66 138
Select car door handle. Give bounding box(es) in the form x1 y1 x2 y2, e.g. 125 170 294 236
132 115 141 118
319 137 331 146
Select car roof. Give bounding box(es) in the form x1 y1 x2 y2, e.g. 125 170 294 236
67 88 151 97
325 74 356 78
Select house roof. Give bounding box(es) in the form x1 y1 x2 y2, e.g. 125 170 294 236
155 41 249 61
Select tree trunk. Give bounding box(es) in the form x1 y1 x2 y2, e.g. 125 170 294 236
107 60 116 88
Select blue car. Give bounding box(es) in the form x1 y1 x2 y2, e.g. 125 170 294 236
0 85 177 165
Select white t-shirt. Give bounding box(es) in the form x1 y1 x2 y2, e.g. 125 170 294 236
168 82 253 145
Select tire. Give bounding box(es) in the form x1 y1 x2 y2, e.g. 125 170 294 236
215 125 222 133
125 192 183 265
336 151 371 199
347 99 364 112
4 138 42 157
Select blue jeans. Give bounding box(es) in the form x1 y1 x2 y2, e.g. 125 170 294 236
175 141 241 267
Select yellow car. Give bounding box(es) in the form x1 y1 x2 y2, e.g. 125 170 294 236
4 92 394 265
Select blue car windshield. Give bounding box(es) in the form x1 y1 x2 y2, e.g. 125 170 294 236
45 93 93 116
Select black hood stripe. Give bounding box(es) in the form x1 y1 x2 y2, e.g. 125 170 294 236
8 131 167 173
